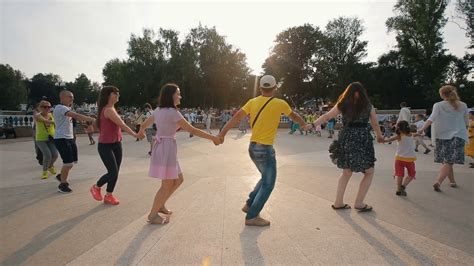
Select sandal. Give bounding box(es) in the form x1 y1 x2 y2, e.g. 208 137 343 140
147 214 169 225
355 204 373 212
433 183 441 192
331 204 351 210
159 207 173 215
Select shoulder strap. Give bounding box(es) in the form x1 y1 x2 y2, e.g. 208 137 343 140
251 97 275 128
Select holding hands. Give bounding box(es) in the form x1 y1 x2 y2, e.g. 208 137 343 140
137 129 146 140
302 123 312 131
211 135 222 146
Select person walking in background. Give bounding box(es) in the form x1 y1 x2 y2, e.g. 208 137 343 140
383 118 393 144
85 120 96 145
144 103 154 155
397 102 411 123
205 110 213 134
313 82 384 212
134 109 144 141
413 114 430 154
418 86 469 192
239 115 249 134
34 100 58 179
327 117 336 138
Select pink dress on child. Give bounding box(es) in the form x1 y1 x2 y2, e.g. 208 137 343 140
148 108 184 179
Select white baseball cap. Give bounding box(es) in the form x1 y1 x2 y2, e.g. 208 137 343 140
259 75 277 89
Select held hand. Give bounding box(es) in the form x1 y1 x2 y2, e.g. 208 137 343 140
137 131 145 140
376 135 384 143
302 123 312 131
44 120 52 126
217 133 225 144
90 118 96 123
211 135 221 146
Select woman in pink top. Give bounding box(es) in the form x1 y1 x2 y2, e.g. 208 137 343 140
139 83 221 224
90 86 141 205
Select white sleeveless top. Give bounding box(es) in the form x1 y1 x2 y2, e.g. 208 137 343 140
396 134 416 162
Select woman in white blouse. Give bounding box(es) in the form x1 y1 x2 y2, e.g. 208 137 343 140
419 85 469 192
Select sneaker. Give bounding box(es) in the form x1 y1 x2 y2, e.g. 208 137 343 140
395 190 407 196
104 194 120 205
58 183 72 193
148 151 152 156
48 166 57 175
414 148 419 152
56 174 61 182
41 171 48 179
90 185 103 201
424 149 431 154
433 183 441 192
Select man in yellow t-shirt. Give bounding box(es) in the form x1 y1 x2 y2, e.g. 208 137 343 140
218 75 308 226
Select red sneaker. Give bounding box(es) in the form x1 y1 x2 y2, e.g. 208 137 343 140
104 194 120 205
90 185 103 201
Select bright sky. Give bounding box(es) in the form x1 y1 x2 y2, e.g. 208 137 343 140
1 0 470 83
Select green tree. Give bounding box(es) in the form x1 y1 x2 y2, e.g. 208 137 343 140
28 73 62 105
454 0 473 48
102 26 250 108
262 24 324 102
318 16 368 98
0 64 27 110
67 73 96 104
386 0 451 103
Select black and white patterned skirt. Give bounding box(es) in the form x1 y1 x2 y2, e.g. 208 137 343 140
434 137 465 165
329 127 376 173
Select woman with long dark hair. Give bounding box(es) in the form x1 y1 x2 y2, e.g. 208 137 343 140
313 82 383 212
89 86 141 205
139 83 220 224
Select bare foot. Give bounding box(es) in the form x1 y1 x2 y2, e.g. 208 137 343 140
158 206 173 215
147 214 169 225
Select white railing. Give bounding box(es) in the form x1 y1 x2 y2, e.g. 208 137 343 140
0 115 35 127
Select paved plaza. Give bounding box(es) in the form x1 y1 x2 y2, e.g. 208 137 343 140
0 130 473 265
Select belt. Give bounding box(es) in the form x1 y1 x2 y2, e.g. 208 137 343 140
346 122 368 128
154 136 175 144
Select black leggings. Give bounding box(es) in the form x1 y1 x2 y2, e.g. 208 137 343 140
97 142 122 193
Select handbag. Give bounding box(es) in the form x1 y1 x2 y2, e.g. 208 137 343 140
251 97 274 128
328 139 343 165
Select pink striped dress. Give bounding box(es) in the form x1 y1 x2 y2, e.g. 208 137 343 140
148 108 184 179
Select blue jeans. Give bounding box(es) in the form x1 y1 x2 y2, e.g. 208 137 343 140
246 143 277 220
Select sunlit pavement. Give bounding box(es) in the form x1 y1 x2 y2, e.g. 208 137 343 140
1 130 473 265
